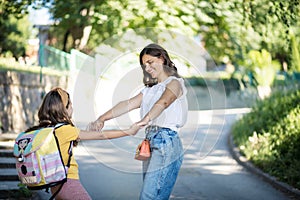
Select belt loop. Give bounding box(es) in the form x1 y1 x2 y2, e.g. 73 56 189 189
145 125 160 136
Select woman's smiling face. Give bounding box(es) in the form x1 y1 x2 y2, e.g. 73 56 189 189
142 54 165 79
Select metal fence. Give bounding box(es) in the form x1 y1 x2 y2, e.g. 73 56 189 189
38 44 95 73
39 44 71 71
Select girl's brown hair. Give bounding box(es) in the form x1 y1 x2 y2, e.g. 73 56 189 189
26 88 73 132
139 43 180 87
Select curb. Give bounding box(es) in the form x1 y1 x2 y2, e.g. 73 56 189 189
228 133 300 200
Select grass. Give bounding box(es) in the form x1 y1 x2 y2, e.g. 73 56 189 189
0 57 67 76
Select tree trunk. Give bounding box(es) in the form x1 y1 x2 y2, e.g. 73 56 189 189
63 30 70 52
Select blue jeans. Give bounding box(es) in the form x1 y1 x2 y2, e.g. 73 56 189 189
140 127 183 200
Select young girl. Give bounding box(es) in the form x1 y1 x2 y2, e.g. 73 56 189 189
26 87 140 200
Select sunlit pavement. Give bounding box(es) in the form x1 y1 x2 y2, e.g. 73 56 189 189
39 108 290 200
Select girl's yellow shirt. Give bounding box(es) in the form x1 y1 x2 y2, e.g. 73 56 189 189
55 124 80 179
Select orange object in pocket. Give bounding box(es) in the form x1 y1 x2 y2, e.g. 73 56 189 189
135 139 151 161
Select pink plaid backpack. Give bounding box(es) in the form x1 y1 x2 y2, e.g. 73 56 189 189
13 123 73 199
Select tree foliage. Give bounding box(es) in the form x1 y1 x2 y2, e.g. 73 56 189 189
0 0 30 19
42 0 300 67
1 0 300 68
195 0 300 67
45 0 202 53
0 0 32 59
240 0 300 66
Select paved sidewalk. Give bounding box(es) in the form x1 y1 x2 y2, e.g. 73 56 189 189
3 108 296 200
61 109 291 200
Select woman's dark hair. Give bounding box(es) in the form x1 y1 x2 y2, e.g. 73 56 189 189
139 43 180 87
25 89 73 132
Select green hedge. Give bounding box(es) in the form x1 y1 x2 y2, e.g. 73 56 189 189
232 89 300 189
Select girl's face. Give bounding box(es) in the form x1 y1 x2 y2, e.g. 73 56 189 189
142 54 165 80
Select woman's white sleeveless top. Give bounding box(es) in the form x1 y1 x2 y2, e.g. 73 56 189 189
140 76 188 131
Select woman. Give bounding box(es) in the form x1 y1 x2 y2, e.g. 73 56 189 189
26 87 140 200
89 43 188 199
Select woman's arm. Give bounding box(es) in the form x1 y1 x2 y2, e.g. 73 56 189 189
79 123 141 140
137 79 183 125
98 92 143 121
88 93 143 131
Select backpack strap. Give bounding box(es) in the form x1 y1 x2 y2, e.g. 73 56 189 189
66 141 73 168
48 123 74 200
53 123 74 168
49 182 65 200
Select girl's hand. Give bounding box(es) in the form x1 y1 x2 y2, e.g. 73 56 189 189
87 120 104 131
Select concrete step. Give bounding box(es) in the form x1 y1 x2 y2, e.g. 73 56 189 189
0 183 43 200
0 189 20 200
0 157 16 168
0 140 14 150
0 133 16 150
0 149 14 157
0 189 45 200
0 133 17 141
0 181 20 190
0 149 15 169
0 168 19 181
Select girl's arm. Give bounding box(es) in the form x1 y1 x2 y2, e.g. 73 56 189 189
88 93 143 131
137 79 182 126
79 123 141 140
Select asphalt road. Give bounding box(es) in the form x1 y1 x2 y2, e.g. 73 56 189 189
65 109 290 200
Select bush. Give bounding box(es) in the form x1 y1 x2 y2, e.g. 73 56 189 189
232 89 300 189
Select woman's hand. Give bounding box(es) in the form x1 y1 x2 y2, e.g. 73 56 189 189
126 120 148 136
86 120 104 131
126 123 144 136
136 119 149 127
